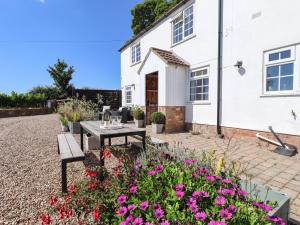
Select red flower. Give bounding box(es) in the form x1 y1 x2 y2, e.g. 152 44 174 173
85 170 97 178
118 157 123 165
92 209 100 222
102 149 112 159
39 214 51 225
57 203 73 220
49 196 58 207
67 185 77 195
87 182 97 190
113 168 119 177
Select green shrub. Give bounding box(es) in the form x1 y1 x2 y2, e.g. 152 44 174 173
59 116 68 126
133 107 145 120
0 92 47 108
29 85 60 100
68 112 82 123
151 112 165 124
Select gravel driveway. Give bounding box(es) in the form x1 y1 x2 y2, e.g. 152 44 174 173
0 114 85 224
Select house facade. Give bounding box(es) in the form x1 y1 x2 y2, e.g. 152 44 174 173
120 0 300 145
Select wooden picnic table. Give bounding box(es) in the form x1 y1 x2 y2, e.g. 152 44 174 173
80 121 146 166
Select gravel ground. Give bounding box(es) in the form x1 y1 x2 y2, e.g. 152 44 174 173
0 114 86 224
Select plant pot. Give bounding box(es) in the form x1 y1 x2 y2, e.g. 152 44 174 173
61 124 69 132
84 134 100 150
68 121 81 134
135 119 144 128
240 180 290 224
152 123 164 134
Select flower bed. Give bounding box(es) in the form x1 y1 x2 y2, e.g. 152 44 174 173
40 146 286 225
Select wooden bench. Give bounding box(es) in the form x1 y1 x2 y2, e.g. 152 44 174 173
57 133 85 193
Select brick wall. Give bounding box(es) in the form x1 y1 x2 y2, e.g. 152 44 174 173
186 123 300 149
0 108 52 118
159 106 185 133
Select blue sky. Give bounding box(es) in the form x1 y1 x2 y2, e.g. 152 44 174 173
0 0 141 94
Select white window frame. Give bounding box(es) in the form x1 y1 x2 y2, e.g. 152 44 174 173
172 5 194 45
189 66 210 103
125 86 132 105
131 43 141 65
263 46 296 95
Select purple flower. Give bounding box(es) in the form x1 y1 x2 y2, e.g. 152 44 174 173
192 191 201 198
217 188 235 196
227 205 237 213
175 191 185 199
206 176 216 183
133 217 143 225
175 184 185 191
152 203 161 211
128 204 136 211
148 170 157 176
154 208 165 220
195 211 207 221
200 191 209 198
198 167 209 175
208 221 227 225
267 216 285 225
155 165 164 173
145 223 153 225
117 195 127 205
237 189 247 197
253 202 272 213
125 215 134 223
129 185 138 194
220 209 233 220
183 159 196 166
117 207 128 217
223 178 232 184
119 222 127 225
215 196 226 207
140 201 149 211
160 221 170 225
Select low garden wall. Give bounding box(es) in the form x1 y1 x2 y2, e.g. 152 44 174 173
0 108 52 118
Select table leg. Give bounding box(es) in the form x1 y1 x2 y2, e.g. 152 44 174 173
109 137 111 146
142 135 146 151
125 136 128 145
100 137 105 167
80 126 83 151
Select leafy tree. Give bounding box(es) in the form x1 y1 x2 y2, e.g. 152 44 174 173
47 59 75 98
29 85 60 100
131 0 183 35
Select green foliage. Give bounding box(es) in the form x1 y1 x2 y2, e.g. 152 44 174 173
0 92 47 108
47 59 75 98
59 116 68 126
29 85 60 100
150 112 165 124
133 107 145 120
68 112 82 123
131 0 183 35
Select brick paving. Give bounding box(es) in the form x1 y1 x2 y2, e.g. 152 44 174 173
144 126 300 223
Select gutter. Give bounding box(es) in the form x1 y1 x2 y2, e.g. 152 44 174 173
217 0 224 137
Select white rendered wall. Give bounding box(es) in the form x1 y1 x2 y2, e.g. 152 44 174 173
221 0 300 135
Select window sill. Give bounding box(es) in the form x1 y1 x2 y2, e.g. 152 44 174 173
187 101 211 105
130 61 141 67
171 34 196 48
260 92 300 97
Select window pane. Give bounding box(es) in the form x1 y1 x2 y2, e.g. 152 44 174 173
280 50 291 59
203 78 209 85
196 79 202 86
203 86 209 93
196 94 202 100
173 20 183 44
266 78 279 91
190 80 196 87
269 53 279 61
184 6 193 37
267 66 279 78
280 76 293 91
196 87 202 94
203 94 209 100
280 63 293 76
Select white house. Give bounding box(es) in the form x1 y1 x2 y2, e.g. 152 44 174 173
119 0 300 146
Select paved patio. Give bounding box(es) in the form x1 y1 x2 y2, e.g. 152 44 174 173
144 126 300 223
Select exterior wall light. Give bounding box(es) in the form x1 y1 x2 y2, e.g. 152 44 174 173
234 60 243 68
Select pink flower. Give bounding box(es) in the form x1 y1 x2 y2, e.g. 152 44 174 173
117 195 127 205
223 178 232 184
175 191 185 199
128 204 137 211
253 202 272 213
267 216 285 225
133 217 143 225
195 212 207 221
125 215 134 223
154 208 165 220
117 207 128 217
175 184 185 191
39 214 51 225
227 205 237 213
140 201 149 211
155 165 164 173
208 221 227 225
148 170 157 176
220 209 233 220
129 185 138 194
160 221 170 225
206 176 216 183
215 196 226 207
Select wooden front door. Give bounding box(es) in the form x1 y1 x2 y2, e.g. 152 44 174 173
146 73 158 125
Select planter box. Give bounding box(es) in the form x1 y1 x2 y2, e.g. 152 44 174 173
84 134 99 150
240 180 290 224
152 124 164 134
135 119 144 128
61 124 69 132
68 121 81 134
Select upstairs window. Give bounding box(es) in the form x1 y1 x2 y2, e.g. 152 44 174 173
190 67 209 101
131 43 141 64
125 86 132 104
172 5 194 45
264 47 295 93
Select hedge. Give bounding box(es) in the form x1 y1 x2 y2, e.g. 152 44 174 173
0 92 47 108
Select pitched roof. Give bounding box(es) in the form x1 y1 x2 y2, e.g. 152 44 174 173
152 48 189 66
138 47 189 74
119 0 191 52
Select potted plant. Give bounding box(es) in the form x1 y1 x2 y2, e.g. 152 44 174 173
150 112 165 134
133 107 145 128
59 116 69 132
67 112 82 134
